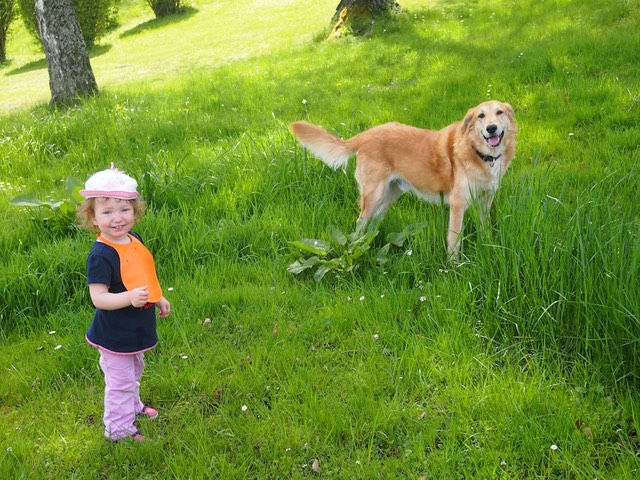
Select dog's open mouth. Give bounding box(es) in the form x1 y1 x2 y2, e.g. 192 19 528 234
484 131 504 147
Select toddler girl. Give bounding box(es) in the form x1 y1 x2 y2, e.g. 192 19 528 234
77 164 170 442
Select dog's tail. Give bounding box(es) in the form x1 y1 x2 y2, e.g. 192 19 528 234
289 121 355 170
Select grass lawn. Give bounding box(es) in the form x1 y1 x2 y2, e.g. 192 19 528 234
1 0 640 478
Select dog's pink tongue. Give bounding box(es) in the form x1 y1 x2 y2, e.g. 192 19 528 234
488 136 501 147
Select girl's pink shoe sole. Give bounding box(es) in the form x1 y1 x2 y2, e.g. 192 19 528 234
137 406 158 419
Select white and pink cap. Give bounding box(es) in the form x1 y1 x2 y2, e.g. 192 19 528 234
80 163 138 200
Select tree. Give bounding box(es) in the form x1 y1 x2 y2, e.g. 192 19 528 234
0 0 16 62
146 0 181 18
34 0 98 105
329 0 401 39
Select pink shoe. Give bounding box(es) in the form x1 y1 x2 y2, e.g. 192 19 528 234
137 405 158 420
113 431 145 442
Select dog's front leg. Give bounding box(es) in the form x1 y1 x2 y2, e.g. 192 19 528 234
447 200 466 260
477 191 495 228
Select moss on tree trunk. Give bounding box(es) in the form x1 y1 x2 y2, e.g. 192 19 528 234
328 0 400 40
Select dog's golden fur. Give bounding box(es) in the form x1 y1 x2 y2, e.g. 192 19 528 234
290 100 517 258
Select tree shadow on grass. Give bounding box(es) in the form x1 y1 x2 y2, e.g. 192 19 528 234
2 57 46 76
5 44 112 76
3 7 198 76
120 6 198 39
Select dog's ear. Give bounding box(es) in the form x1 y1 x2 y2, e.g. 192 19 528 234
462 107 476 132
502 102 515 122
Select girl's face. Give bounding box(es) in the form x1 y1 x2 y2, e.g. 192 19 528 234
91 197 136 243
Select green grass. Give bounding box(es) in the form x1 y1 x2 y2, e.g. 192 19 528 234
1 0 640 477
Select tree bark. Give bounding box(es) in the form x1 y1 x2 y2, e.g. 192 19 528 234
329 0 400 39
332 0 398 22
0 0 16 62
35 0 98 105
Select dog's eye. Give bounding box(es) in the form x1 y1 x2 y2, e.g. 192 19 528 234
497 110 504 115
478 113 485 119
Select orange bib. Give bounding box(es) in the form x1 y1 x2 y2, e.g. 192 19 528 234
97 234 163 303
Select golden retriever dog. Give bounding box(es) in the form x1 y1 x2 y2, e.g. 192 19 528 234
290 100 517 259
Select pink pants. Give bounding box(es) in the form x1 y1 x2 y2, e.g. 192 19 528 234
98 350 146 440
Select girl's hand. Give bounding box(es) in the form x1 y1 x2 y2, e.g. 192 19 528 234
156 297 171 318
129 286 150 308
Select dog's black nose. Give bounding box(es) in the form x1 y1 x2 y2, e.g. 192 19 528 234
486 124 498 135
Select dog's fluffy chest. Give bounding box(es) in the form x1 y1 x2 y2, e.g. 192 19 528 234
465 158 505 192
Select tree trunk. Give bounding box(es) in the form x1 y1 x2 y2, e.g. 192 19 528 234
329 0 400 39
35 0 98 105
0 0 17 62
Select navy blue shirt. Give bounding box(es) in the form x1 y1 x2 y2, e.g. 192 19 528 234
85 232 158 354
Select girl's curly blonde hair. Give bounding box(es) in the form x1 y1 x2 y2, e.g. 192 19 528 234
76 197 146 232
